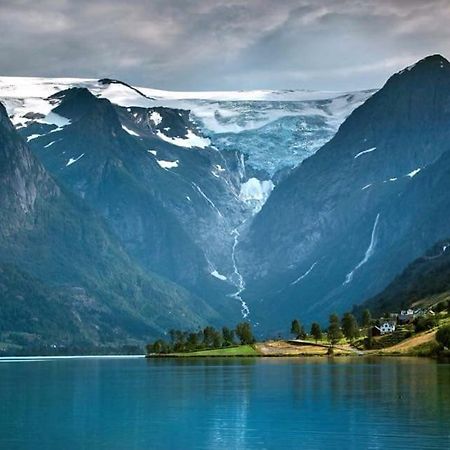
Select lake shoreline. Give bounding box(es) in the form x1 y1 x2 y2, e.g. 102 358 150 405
145 352 444 359
145 339 441 359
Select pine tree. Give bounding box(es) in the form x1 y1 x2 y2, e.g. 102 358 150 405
366 326 374 349
362 309 372 327
187 332 199 351
222 326 235 347
291 319 302 338
310 322 322 342
235 322 254 345
341 312 359 341
327 313 343 346
212 329 223 348
202 326 216 347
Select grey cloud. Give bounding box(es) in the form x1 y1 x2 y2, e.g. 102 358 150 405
0 0 449 90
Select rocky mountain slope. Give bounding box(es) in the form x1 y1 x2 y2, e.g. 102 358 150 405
23 87 241 298
238 54 450 331
1 76 368 324
356 239 450 317
0 102 221 352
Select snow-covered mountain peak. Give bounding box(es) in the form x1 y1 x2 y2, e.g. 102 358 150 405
0 75 374 177
0 75 373 109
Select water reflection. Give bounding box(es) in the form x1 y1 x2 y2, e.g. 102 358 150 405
0 357 449 449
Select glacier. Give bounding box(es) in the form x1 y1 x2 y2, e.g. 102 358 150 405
0 76 374 178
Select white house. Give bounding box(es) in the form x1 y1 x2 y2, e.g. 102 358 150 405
376 321 396 335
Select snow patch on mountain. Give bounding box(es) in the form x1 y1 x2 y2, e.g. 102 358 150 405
157 159 179 169
121 125 140 137
43 112 71 128
44 140 58 148
211 270 227 281
27 134 41 142
149 111 162 126
407 168 421 178
354 147 376 159
66 153 85 167
211 164 226 179
156 129 210 149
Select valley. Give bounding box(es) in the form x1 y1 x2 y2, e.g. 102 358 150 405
2 55 450 352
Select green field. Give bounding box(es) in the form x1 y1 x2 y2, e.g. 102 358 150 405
171 345 259 357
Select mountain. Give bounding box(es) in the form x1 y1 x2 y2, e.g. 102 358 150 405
2 55 449 344
13 86 246 313
0 102 220 353
0 76 368 323
355 240 450 317
238 54 450 331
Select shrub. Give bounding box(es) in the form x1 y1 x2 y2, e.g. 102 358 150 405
414 316 438 333
436 325 450 349
434 301 448 313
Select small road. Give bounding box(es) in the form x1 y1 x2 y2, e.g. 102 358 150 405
288 339 365 355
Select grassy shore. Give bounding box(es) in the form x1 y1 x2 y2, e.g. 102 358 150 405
171 345 259 357
147 331 446 358
147 315 450 359
147 341 355 358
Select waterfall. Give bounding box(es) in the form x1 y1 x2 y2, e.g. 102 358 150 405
344 213 380 285
291 261 317 285
191 182 223 218
229 227 250 318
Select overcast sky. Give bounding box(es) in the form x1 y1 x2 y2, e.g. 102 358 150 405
0 0 449 91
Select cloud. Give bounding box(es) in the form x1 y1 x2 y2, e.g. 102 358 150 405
0 0 449 90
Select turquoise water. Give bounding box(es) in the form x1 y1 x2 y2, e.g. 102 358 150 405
0 356 449 449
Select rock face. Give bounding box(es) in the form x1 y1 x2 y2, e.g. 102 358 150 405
20 87 249 311
0 103 59 229
0 102 222 352
355 239 450 317
238 55 450 331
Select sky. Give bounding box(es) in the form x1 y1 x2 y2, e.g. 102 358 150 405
0 0 449 91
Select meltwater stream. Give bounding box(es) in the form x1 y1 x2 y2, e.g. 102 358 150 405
344 213 380 285
230 227 250 318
